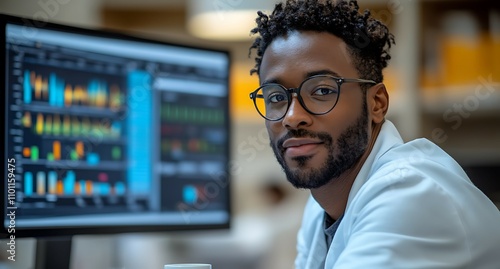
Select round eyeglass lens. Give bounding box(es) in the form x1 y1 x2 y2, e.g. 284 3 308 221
253 84 289 120
299 76 340 114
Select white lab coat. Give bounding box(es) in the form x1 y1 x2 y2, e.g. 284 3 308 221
295 120 500 269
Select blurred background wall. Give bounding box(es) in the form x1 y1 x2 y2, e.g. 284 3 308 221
0 0 499 268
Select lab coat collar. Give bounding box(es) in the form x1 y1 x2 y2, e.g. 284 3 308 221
346 120 404 207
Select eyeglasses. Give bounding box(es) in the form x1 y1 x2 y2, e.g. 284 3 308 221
249 74 377 121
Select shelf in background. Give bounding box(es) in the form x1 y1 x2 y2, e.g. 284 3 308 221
420 84 500 116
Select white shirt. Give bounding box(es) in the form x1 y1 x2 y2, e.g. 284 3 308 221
295 120 500 269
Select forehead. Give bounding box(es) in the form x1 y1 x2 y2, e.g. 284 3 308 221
259 31 358 84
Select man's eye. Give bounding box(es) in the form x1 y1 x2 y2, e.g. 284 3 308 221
312 87 337 96
268 93 287 103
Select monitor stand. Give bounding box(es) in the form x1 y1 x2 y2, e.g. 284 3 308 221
35 236 72 269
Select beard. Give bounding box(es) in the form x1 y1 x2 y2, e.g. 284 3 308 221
270 100 369 189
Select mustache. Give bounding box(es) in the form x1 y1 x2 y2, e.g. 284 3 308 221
276 129 333 151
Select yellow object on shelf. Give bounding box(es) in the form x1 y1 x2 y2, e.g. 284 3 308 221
438 11 488 87
439 35 490 86
230 64 261 121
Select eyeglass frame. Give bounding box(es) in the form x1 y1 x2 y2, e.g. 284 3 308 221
249 74 378 121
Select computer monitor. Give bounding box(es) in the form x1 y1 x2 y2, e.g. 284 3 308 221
1 13 230 243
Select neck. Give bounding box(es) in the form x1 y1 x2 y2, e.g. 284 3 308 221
310 121 383 220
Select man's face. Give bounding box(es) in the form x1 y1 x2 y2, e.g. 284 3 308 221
259 31 370 189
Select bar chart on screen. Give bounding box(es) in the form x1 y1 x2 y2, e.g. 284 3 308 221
5 42 138 216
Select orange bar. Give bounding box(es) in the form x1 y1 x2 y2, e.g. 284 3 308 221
75 182 81 195
96 91 106 107
56 180 63 195
35 75 42 100
36 173 46 195
23 147 31 157
85 180 93 195
42 78 48 100
76 141 84 158
48 174 57 194
53 141 61 160
64 85 73 107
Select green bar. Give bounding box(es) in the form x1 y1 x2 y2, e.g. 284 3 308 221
31 146 39 161
72 118 80 136
63 119 71 136
70 150 78 161
174 106 179 120
44 117 52 135
81 118 90 136
53 116 61 135
47 152 54 161
112 146 121 160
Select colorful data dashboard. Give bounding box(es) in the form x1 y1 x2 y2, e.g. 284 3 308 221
2 18 230 235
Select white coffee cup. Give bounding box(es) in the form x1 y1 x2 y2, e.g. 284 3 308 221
164 264 211 269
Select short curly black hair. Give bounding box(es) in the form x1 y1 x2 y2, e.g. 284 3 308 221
249 0 395 84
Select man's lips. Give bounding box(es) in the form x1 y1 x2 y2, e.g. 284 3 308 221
282 138 323 158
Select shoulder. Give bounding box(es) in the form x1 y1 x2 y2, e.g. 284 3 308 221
353 138 470 209
343 137 499 243
331 138 500 267
367 137 471 193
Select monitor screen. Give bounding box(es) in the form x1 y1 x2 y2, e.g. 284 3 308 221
1 14 231 238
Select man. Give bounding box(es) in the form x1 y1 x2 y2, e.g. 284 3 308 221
248 0 500 268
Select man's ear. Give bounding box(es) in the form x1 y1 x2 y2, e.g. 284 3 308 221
368 83 389 124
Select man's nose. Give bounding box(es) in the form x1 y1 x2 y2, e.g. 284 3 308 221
281 95 312 129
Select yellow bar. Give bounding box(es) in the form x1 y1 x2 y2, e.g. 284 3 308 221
22 111 31 128
35 113 44 135
64 85 73 107
74 86 83 105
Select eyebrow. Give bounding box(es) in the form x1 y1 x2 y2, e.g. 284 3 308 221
260 69 342 86
306 69 341 78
